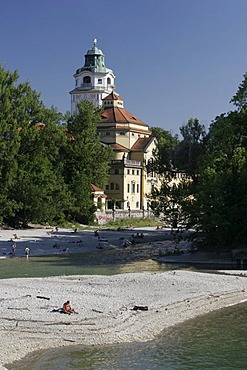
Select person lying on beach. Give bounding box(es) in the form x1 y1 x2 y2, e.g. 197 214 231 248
62 301 78 315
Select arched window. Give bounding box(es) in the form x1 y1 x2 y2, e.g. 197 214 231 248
131 182 135 193
107 77 111 85
83 76 91 84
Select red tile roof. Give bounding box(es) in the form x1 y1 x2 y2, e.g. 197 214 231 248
101 107 147 126
91 184 104 192
131 137 155 151
102 92 123 101
109 143 129 151
17 122 45 132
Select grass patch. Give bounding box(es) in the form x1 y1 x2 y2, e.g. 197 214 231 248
106 217 157 229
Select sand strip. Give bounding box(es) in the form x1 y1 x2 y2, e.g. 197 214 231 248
1 270 246 369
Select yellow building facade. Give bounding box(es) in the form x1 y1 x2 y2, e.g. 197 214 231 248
70 41 158 212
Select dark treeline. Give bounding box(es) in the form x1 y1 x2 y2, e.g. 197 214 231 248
0 66 112 227
149 72 247 248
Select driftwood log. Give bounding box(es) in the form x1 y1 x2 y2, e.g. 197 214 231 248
132 305 148 311
36 296 50 300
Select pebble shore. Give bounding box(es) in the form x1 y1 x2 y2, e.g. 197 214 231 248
1 271 246 369
0 228 246 369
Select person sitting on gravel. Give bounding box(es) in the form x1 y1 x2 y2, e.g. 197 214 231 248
62 300 78 315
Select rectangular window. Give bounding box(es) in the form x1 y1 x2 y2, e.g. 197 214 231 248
132 170 135 175
98 79 102 84
105 184 109 190
114 169 119 174
147 158 154 177
132 183 135 193
137 170 139 175
127 184 130 193
110 183 114 190
137 184 139 193
115 183 119 190
127 169 130 175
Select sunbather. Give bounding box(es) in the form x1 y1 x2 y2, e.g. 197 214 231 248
62 300 78 315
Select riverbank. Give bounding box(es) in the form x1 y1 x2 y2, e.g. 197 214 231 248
1 270 247 369
0 226 193 266
0 226 235 267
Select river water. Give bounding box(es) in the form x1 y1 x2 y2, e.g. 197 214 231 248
7 302 247 370
1 255 246 370
0 254 175 279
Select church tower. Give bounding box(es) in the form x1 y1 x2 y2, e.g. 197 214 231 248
70 39 115 114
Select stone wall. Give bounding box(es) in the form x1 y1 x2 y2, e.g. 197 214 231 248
96 209 155 225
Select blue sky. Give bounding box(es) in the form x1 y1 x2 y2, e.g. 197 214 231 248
1 0 247 135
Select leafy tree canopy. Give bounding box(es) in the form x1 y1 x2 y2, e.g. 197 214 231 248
230 72 247 111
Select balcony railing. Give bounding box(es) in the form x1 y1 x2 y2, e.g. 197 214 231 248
111 159 142 167
125 159 141 166
80 83 92 89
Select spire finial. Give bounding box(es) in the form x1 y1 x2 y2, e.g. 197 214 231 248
93 38 97 46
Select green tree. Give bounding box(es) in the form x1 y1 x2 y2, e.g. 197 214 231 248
0 66 70 226
11 118 70 227
148 126 179 176
0 66 22 222
64 100 111 224
150 126 178 146
190 110 247 245
148 122 205 227
149 178 191 229
175 118 207 181
230 72 247 111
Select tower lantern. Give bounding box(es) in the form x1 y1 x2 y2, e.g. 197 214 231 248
70 39 115 114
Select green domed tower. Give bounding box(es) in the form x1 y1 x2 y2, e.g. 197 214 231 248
70 39 115 114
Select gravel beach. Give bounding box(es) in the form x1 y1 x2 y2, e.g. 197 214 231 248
1 271 246 369
0 228 246 369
